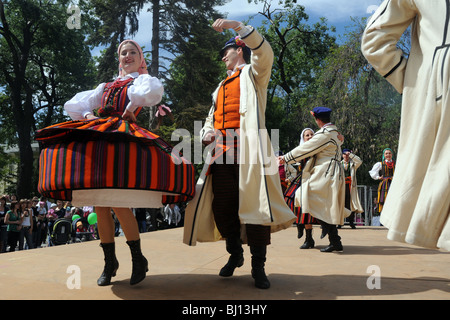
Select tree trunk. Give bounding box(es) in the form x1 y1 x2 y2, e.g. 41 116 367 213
148 0 161 129
16 131 34 199
2 2 35 199
11 89 34 199
150 0 160 78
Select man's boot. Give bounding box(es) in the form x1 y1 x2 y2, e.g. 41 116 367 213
349 212 356 229
97 242 119 286
250 246 270 289
320 221 330 239
297 224 305 239
320 225 344 252
126 239 149 285
300 229 315 249
219 236 244 277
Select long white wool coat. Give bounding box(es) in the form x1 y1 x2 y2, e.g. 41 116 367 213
284 124 350 225
362 0 450 251
183 29 296 246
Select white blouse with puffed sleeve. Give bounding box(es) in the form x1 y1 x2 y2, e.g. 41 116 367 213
64 72 164 120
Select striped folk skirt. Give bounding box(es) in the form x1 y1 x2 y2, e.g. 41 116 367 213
35 116 195 207
377 177 393 213
284 174 319 225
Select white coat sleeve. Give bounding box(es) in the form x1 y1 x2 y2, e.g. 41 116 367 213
369 162 382 180
350 153 363 169
284 132 333 164
126 74 164 112
361 0 417 93
286 164 297 182
241 26 274 88
200 105 215 141
64 83 106 120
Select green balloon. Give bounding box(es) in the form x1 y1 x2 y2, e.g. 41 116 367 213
72 214 81 221
87 212 97 225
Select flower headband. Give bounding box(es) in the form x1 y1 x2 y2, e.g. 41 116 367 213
234 36 245 47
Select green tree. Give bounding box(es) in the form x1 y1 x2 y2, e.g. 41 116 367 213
164 17 228 131
156 3 228 179
250 0 337 152
0 0 96 198
312 17 403 185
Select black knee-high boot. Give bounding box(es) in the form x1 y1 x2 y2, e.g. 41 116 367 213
320 225 343 252
219 236 244 277
300 229 315 249
250 246 270 289
97 242 119 286
126 239 149 285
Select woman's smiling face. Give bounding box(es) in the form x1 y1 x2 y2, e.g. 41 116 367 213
119 42 141 76
384 149 393 161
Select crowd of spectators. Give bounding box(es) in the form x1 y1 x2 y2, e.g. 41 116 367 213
0 194 97 252
0 194 185 253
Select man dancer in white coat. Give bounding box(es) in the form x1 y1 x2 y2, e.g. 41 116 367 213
183 19 295 289
340 149 364 229
279 107 348 252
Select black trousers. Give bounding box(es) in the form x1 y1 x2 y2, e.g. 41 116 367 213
211 163 271 246
7 231 20 252
344 182 355 224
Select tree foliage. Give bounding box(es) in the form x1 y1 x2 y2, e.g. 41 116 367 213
251 0 337 151
311 17 402 185
251 1 403 186
0 0 96 197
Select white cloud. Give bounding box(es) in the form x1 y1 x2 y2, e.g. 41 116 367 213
219 0 382 22
218 0 277 19
300 0 381 21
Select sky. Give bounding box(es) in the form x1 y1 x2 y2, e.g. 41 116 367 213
96 0 384 57
220 0 381 24
219 0 384 41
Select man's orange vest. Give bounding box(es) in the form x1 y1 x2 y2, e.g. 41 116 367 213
214 69 241 130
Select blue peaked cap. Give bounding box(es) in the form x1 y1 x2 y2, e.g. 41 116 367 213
220 36 251 58
311 106 332 117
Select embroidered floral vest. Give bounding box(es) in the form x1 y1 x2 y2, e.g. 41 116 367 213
98 78 142 117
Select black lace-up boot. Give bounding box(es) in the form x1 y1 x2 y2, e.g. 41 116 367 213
300 229 315 249
97 242 119 286
126 239 149 285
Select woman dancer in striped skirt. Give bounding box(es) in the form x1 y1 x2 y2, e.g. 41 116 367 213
35 40 195 286
369 148 395 215
284 128 320 249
